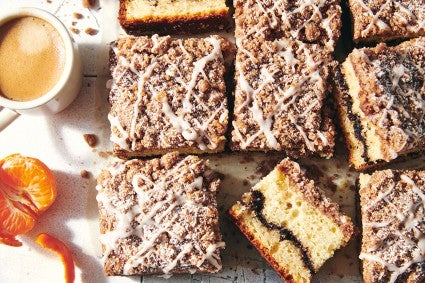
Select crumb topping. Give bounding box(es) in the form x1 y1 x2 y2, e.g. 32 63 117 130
348 38 425 161
349 0 425 41
109 35 229 154
96 152 224 275
234 0 342 50
231 38 335 157
360 170 425 283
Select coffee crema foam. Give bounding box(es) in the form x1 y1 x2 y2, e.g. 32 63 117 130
0 16 65 102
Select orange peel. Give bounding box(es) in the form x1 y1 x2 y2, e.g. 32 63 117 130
0 154 56 246
36 233 75 283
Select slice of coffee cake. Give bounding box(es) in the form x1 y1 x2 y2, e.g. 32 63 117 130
335 37 425 171
234 0 342 51
96 152 224 276
359 169 425 283
109 35 233 158
229 158 355 282
118 0 229 35
347 0 425 43
231 38 336 158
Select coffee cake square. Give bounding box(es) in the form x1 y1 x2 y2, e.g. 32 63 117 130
335 37 425 171
118 0 229 35
96 152 224 276
108 35 233 158
231 38 336 158
229 158 355 282
348 0 425 43
234 0 342 50
359 169 425 283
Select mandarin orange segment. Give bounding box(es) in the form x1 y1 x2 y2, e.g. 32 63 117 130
0 154 57 213
0 192 36 236
0 154 57 246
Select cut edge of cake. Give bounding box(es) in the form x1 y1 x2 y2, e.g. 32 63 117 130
118 0 229 35
334 38 425 171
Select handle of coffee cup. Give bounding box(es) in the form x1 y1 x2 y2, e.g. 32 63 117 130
0 107 19 131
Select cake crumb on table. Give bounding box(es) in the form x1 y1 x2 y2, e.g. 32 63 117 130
82 0 96 9
80 170 90 179
83 134 98 148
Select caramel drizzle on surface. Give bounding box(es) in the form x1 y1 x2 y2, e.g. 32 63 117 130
109 35 227 152
360 174 425 282
97 157 224 275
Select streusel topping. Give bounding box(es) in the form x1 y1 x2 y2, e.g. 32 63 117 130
234 0 342 50
346 38 425 161
96 153 224 275
360 170 425 283
349 0 425 42
231 38 335 158
109 35 229 155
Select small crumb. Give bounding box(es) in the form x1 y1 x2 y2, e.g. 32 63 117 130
70 27 80 34
82 0 96 8
46 0 52 3
72 21 77 26
83 134 98 147
98 151 111 158
242 179 249 186
80 170 90 179
73 12 84 19
251 268 260 275
85 27 99 35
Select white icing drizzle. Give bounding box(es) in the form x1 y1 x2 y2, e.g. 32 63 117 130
129 60 158 150
358 0 391 37
109 35 227 152
97 157 223 276
354 0 424 39
357 43 425 159
108 113 129 150
196 241 226 269
236 0 340 49
360 173 425 282
233 37 331 152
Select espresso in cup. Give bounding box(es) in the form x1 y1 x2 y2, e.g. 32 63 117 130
0 16 65 102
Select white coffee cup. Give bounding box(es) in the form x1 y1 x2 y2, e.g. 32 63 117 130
0 7 82 130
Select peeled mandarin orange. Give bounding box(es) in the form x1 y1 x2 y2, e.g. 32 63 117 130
0 154 57 246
